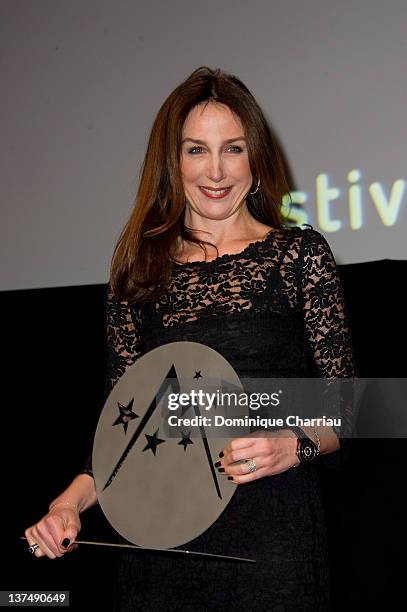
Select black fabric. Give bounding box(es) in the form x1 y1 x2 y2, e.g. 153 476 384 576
86 227 357 611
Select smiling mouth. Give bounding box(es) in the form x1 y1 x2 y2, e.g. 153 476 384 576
199 186 233 199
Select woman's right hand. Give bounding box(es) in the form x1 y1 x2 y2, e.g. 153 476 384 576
25 505 81 559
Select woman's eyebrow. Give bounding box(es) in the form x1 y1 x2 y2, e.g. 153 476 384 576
181 137 246 145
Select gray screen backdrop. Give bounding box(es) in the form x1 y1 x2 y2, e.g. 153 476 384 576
1 0 406 290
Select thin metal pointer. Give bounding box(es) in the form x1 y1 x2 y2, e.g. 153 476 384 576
20 537 255 563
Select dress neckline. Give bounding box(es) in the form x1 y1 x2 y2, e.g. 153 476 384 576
171 228 276 269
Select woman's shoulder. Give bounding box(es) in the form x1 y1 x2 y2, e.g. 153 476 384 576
256 225 334 270
276 224 331 250
259 223 316 247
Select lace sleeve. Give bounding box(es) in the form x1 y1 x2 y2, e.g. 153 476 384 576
104 291 142 397
298 229 357 465
80 289 142 477
299 228 357 378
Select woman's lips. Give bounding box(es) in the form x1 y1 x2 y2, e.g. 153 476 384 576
199 186 233 199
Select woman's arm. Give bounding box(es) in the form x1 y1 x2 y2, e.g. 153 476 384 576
48 473 98 514
24 290 143 557
298 228 358 462
78 290 143 478
220 228 357 482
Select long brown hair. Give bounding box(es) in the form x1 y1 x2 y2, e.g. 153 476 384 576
110 66 289 303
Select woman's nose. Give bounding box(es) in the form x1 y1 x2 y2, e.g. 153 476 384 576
206 155 225 183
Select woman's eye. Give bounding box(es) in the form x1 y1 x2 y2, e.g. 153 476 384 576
227 145 243 153
187 146 205 154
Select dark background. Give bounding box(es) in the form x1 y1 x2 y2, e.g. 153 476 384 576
2 260 406 610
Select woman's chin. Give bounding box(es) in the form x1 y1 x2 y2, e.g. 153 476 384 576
187 201 243 222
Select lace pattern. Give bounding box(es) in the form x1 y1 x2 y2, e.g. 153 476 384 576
104 293 142 396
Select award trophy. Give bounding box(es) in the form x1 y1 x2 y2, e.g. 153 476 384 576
92 341 254 562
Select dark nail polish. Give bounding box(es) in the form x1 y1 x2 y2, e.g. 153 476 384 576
61 538 70 548
218 467 225 473
227 476 234 480
214 461 221 468
219 451 224 458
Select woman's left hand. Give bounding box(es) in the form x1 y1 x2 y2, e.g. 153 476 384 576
217 430 299 484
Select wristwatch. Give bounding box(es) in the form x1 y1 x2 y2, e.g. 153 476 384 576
289 426 320 464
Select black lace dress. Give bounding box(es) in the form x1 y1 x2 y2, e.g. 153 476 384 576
87 226 356 612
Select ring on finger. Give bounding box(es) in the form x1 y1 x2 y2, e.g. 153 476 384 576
28 542 40 554
245 458 257 473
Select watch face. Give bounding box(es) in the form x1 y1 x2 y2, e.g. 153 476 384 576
298 439 318 462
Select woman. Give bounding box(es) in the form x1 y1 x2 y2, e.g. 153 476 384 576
25 67 356 610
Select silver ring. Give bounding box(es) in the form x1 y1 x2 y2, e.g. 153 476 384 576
28 543 40 554
246 459 257 473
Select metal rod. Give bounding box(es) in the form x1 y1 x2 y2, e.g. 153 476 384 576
20 537 255 563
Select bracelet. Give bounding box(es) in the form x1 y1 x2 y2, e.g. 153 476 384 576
49 501 78 512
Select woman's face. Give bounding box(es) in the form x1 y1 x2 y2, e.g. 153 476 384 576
180 102 253 222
